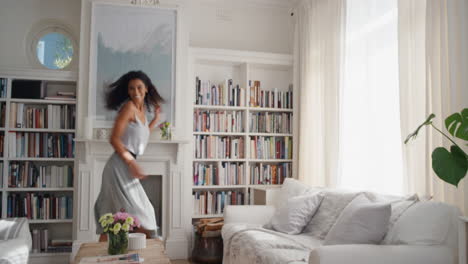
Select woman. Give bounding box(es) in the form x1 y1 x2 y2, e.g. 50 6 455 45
94 70 164 241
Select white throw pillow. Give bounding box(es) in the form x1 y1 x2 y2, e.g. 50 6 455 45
268 192 324 235
323 194 391 245
303 190 360 239
383 201 460 247
276 178 320 209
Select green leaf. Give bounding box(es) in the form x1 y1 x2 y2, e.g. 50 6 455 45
405 113 436 144
432 145 468 187
445 108 468 141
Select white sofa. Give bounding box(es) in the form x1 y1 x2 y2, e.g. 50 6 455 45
0 218 32 264
222 179 460 264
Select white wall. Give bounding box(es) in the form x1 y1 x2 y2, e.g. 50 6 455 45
188 0 294 54
0 0 294 71
0 0 81 70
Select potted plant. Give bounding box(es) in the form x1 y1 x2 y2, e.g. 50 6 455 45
405 108 467 187
99 210 140 255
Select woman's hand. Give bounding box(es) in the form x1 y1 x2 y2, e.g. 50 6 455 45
149 105 162 131
127 160 147 180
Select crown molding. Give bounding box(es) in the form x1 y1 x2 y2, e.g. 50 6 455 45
195 0 294 9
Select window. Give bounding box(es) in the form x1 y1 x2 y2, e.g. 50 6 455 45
338 0 404 194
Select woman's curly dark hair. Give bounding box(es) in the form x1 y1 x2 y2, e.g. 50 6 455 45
105 70 165 111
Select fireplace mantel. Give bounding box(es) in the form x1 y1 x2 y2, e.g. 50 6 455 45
74 137 190 259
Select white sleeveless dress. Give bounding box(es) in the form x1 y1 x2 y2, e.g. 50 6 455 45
94 113 157 237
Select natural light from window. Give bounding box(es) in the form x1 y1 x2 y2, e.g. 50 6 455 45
338 0 404 195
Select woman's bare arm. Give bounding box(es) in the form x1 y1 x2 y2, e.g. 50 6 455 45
109 101 135 164
148 105 161 131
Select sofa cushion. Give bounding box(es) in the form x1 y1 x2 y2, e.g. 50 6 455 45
383 201 460 249
268 192 324 234
303 190 360 239
324 194 391 245
276 178 321 208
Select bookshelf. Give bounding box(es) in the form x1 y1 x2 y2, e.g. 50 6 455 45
190 48 296 219
0 72 76 262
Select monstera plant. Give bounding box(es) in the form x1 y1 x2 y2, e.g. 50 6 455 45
405 108 468 187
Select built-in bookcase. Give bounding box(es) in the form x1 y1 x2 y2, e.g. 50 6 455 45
0 72 76 262
190 48 296 219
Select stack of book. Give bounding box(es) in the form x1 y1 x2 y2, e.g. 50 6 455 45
249 136 292 159
249 112 292 133
7 193 73 219
195 77 245 106
0 78 7 98
249 80 293 109
193 110 244 132
44 91 76 102
8 162 73 188
192 190 244 215
194 135 244 159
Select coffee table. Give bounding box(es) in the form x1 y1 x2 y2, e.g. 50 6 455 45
73 239 171 264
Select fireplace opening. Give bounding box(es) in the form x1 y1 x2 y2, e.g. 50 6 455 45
140 175 163 238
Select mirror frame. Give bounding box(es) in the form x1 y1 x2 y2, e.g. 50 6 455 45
26 19 78 70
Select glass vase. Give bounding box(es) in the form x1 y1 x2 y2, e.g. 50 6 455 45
161 127 172 140
108 232 128 255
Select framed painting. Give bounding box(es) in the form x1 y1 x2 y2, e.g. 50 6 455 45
89 2 177 128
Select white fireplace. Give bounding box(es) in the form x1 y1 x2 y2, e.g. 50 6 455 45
74 137 190 259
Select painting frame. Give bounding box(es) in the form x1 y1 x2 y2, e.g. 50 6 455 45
88 1 177 129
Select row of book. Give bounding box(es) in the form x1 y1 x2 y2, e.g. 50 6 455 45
250 136 292 159
194 135 245 159
0 103 5 127
195 78 246 106
10 103 76 129
7 193 73 219
31 228 72 253
8 132 75 158
193 110 244 133
0 78 7 98
249 112 292 134
0 134 3 157
192 190 245 215
8 162 73 188
193 162 245 186
250 163 291 185
249 80 293 109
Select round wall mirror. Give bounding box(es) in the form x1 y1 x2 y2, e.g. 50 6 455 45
36 32 74 69
26 20 78 70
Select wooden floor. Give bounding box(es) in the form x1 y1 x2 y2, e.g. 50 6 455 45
171 260 190 264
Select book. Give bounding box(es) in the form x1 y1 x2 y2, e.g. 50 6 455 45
79 253 142 264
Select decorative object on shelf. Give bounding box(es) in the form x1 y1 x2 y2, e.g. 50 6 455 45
159 121 171 140
98 209 140 255
96 128 110 140
405 108 468 187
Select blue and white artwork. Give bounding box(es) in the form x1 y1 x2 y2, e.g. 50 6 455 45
90 3 176 126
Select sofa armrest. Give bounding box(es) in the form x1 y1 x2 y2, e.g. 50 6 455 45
223 205 275 225
309 245 455 264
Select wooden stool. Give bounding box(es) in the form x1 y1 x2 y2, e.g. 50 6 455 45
73 238 170 264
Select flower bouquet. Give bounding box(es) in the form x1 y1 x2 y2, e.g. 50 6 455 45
159 121 172 140
99 210 140 255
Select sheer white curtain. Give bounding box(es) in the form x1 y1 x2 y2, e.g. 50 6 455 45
337 0 404 194
399 0 468 213
294 0 345 187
